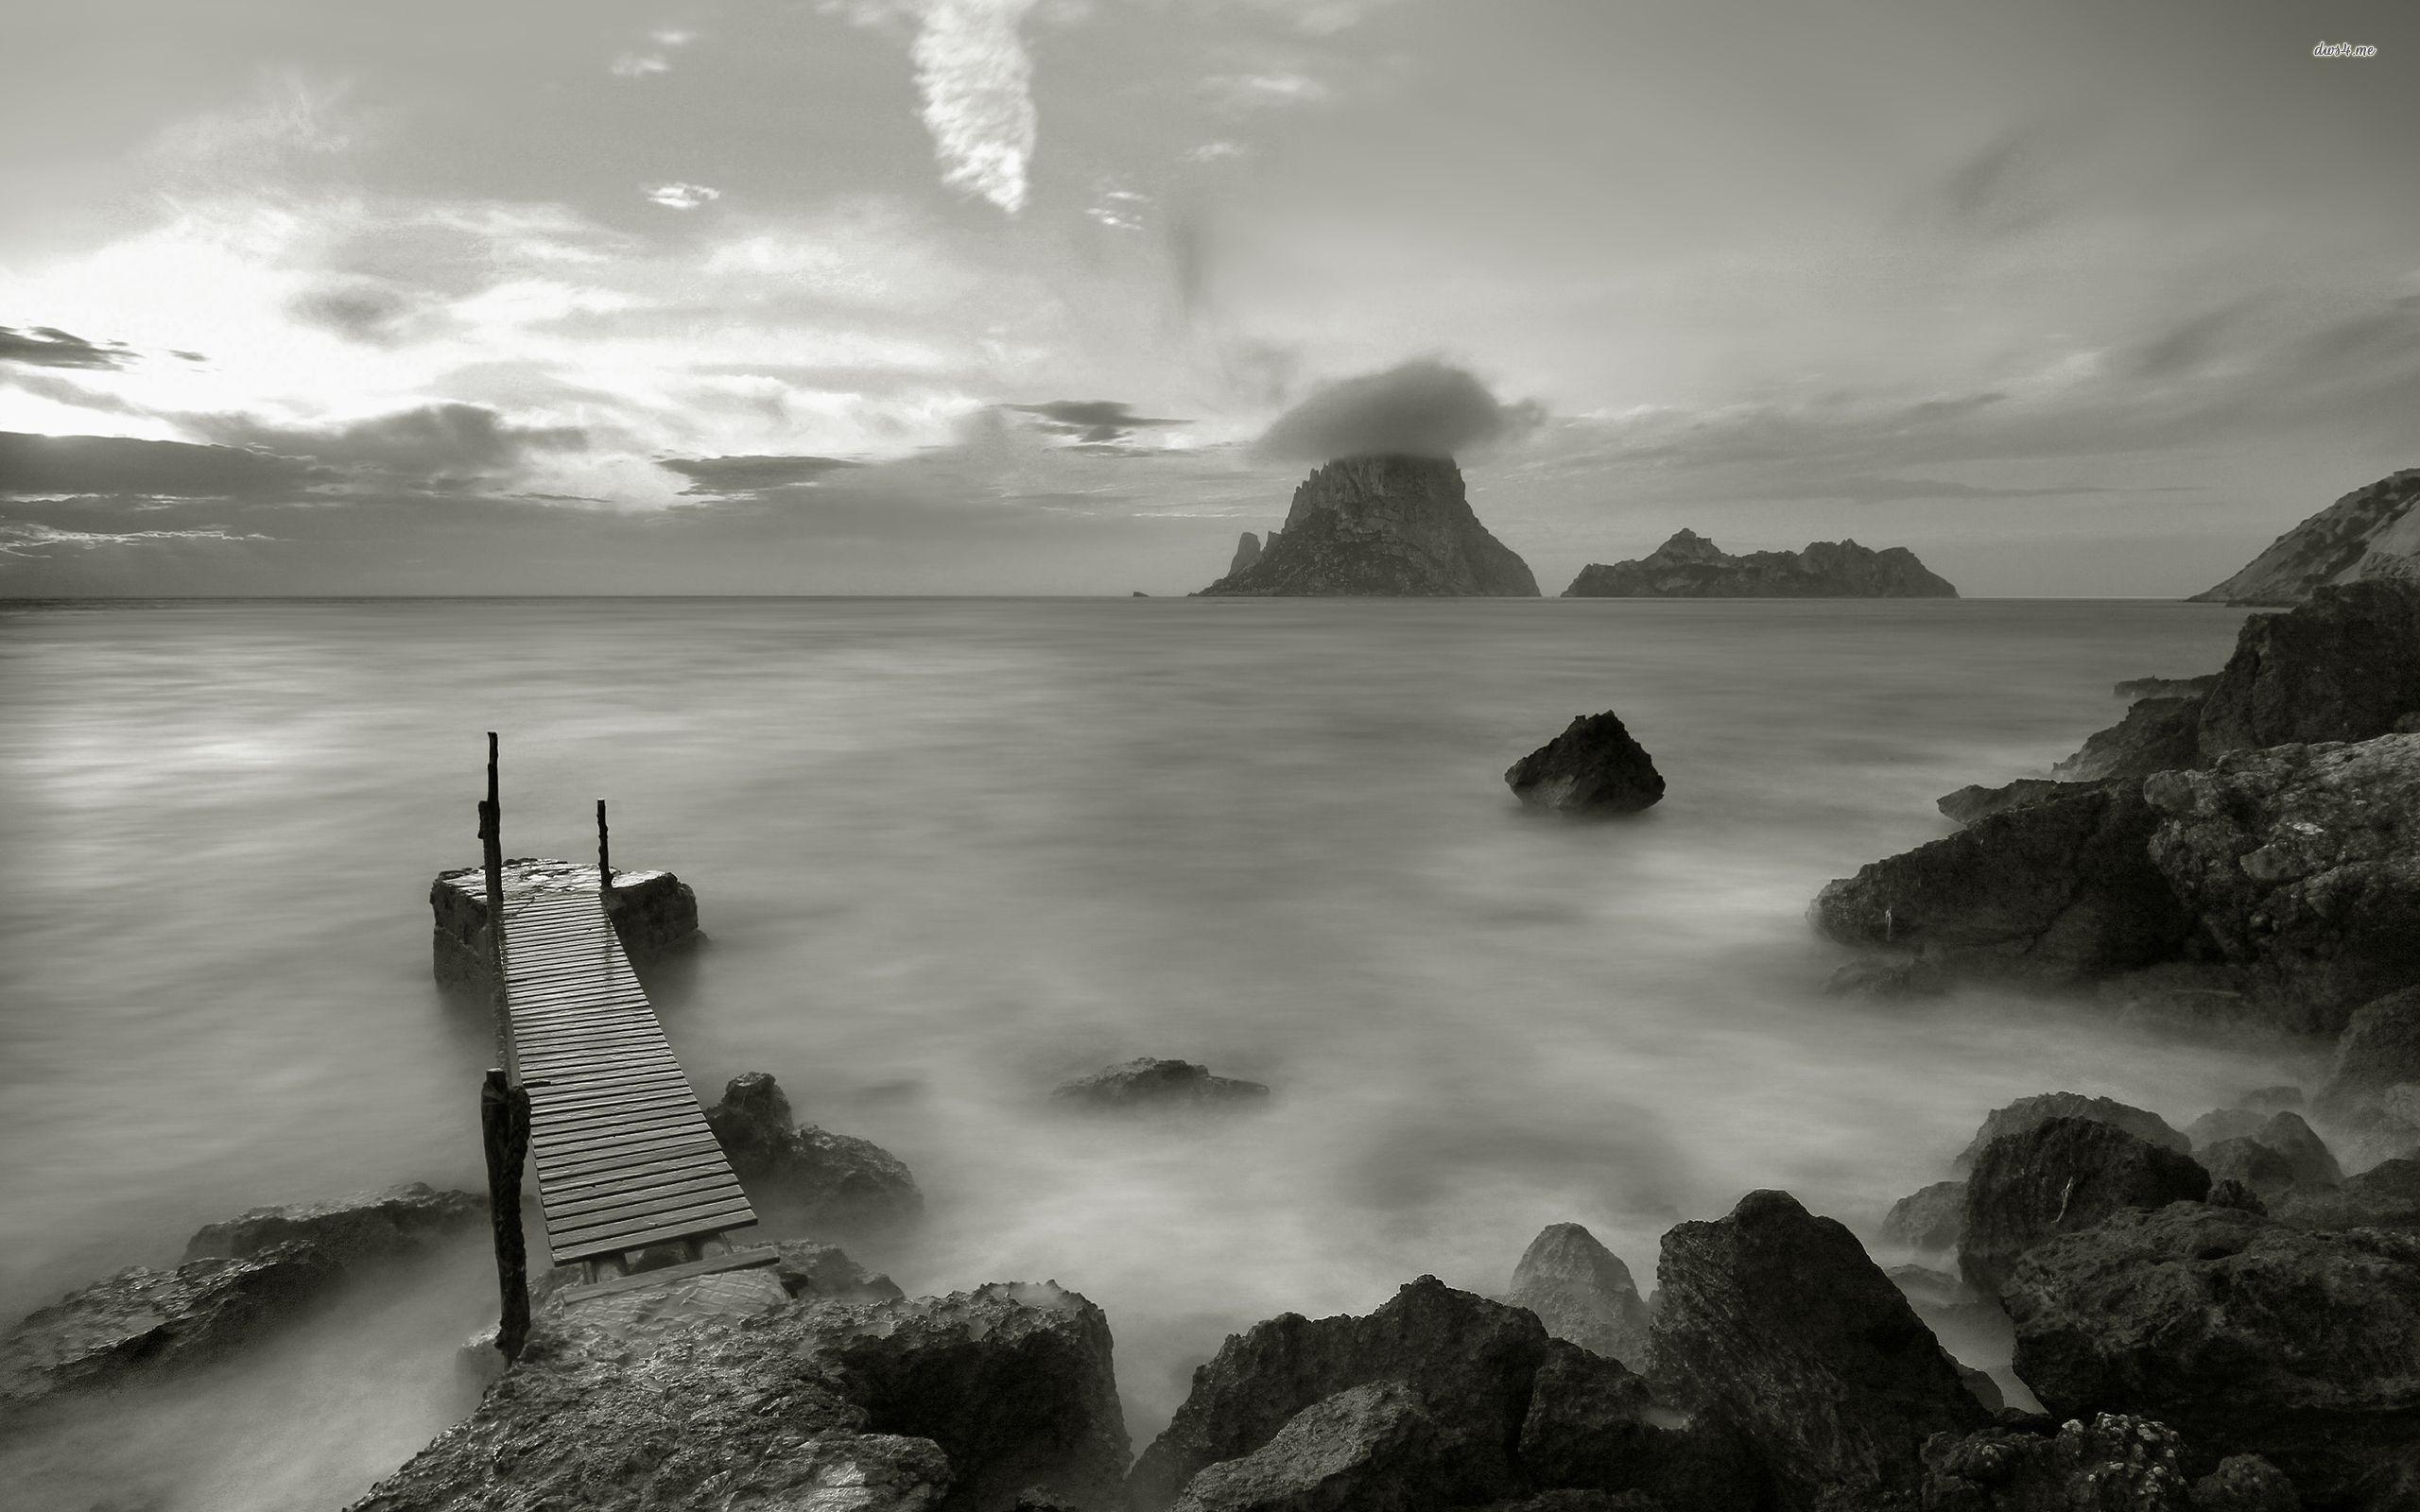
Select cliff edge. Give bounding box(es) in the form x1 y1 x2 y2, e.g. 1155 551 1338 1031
2189 468 2420 606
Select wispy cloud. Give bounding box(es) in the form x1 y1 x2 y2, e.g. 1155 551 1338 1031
646 181 722 210
0 326 140 370
911 0 1043 214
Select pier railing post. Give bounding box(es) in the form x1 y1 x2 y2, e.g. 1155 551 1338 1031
480 1067 532 1360
596 799 612 901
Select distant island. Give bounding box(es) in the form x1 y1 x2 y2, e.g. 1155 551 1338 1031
2189 467 2420 606
1562 529 1958 598
1198 454 1539 596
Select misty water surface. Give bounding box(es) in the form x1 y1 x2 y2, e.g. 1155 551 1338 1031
0 596 2305 1509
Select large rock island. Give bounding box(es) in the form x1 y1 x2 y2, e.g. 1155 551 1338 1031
1197 454 1539 596
1564 529 1958 598
2190 467 2420 606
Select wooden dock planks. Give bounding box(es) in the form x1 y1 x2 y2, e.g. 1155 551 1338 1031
493 885 755 1265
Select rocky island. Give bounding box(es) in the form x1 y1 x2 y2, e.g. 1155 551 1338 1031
1563 529 1958 598
1197 454 1539 596
2190 467 2420 606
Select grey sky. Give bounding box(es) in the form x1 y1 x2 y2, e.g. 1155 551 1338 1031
2 0 2414 594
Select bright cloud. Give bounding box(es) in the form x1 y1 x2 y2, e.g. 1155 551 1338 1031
910 0 1043 214
646 182 722 210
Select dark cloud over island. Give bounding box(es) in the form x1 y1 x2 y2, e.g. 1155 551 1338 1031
1254 360 1544 463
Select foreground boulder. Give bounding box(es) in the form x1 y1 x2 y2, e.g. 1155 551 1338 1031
1052 1058 1270 1109
1197 455 1539 597
1129 1278 1549 1508
2 1182 483 1413
705 1072 923 1229
1960 1118 2210 1296
2143 733 2420 1030
1920 1413 2198 1512
1953 1093 2191 1173
2192 579 2420 758
1882 1182 1968 1253
1505 1224 1653 1370
1505 713 1667 815
2005 1203 2420 1508
1515 1339 1763 1509
1810 787 2188 987
355 1281 1128 1512
1168 1381 1435 1512
1562 529 1957 598
184 1181 483 1264
1650 1190 1987 1511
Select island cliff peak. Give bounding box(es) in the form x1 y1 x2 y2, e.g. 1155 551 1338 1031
1198 453 1539 597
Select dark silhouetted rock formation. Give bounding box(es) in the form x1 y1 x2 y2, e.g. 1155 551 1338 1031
1958 1117 2210 1296
2051 696 2205 782
353 1280 1130 1512
1920 1413 2200 1512
1506 1223 1653 1370
1935 778 2096 828
2190 467 2420 606
1563 529 1957 598
1953 1094 2191 1173
2115 674 2219 702
1881 1181 1967 1253
1227 532 1262 576
1197 455 1539 596
1648 1189 1988 1511
2192 579 2420 761
2314 986 2420 1130
1505 712 1666 815
1051 1057 1269 1109
2004 1201 2420 1507
704 1072 924 1230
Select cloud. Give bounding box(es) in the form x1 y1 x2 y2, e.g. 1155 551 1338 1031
1201 71 1334 113
190 404 588 480
911 0 1043 214
0 326 139 370
286 282 435 345
0 522 273 558
647 182 722 211
1254 359 1544 462
0 431 323 499
1006 399 1185 443
657 454 864 497
611 53 672 78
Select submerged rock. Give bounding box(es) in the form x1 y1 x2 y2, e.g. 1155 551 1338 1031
1505 713 1667 816
183 1181 484 1265
1562 529 1958 598
1051 1058 1270 1110
1953 1093 2192 1174
1919 1413 2197 1512
1505 1223 1653 1370
1959 1117 2210 1296
2004 1202 2420 1507
704 1072 924 1229
1197 455 1539 597
2196 1138 2296 1198
1649 1190 1987 1511
1810 787 2189 988
2142 732 2420 1031
354 1281 1129 1512
1129 1277 1549 1509
2189 467 2420 607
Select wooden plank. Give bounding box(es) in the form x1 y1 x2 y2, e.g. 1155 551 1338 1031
536 1121 718 1163
539 1135 724 1182
531 1097 704 1136
550 1194 757 1251
547 1168 747 1221
529 1074 696 1112
545 1147 732 1195
534 1064 694 1095
535 1111 707 1149
556 1246 779 1304
520 1054 683 1082
549 1211 758 1264
516 1026 672 1053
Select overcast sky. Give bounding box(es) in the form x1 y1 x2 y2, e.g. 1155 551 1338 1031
2 0 2414 595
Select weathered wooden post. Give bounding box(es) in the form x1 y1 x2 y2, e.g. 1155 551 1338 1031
480 1066 532 1360
480 732 504 932
596 799 613 900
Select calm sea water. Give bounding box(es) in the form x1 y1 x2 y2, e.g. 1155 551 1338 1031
0 596 2304 1508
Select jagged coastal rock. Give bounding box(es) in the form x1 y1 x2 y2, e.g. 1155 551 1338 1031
1504 712 1667 815
2190 467 2420 606
1563 529 1957 598
703 1072 925 1230
1 1183 483 1411
1504 1223 1653 1370
429 858 701 996
1196 455 1539 596
1227 531 1262 576
1957 1117 2211 1295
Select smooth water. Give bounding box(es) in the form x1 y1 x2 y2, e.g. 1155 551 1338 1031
0 596 2299 1508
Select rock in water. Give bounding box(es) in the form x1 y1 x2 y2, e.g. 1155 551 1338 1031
1952 1093 2190 1173
1958 1117 2211 1296
353 1281 1130 1512
2273 1159 2420 1232
1809 787 2189 987
1880 1181 1967 1253
2003 1202 2420 1506
1195 455 1539 596
2189 467 2420 606
2314 985 2420 1128
1505 713 1666 814
183 1181 484 1264
1648 1189 1987 1512
1562 529 1957 598
429 857 701 996
1051 1058 1270 1109
2049 695 2205 782
704 1072 924 1229
1934 778 2097 827
1228 531 1262 576
2142 732 2420 1030
1128 1277 1549 1508
1167 1382 1435 1512
1505 1223 1653 1370
2193 579 2420 759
